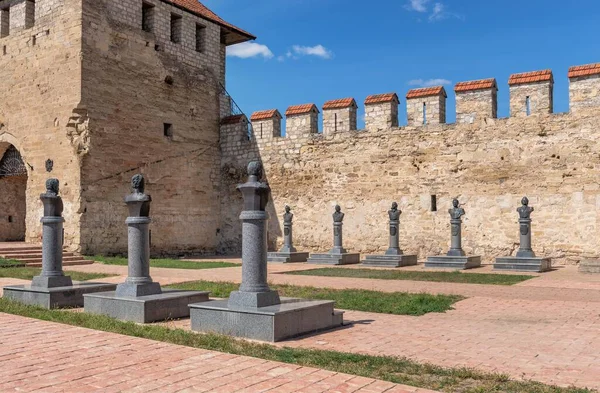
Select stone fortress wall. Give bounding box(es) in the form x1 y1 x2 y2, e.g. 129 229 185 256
220 65 600 264
0 0 84 249
78 0 232 255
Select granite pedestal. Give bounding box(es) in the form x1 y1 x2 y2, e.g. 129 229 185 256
3 282 117 309
425 255 482 269
191 162 344 342
84 174 209 323
579 259 600 274
361 254 418 267
267 251 310 263
426 199 481 270
268 206 309 263
361 202 417 267
3 178 117 309
494 197 551 273
493 257 551 272
84 289 209 323
190 297 343 342
307 252 360 265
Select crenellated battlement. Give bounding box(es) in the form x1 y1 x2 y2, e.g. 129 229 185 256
219 61 600 264
244 63 600 139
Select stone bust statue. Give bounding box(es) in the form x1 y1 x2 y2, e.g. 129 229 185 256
448 198 465 220
333 205 344 223
125 174 151 217
388 202 401 221
283 205 293 224
40 178 63 217
247 161 263 182
517 196 534 219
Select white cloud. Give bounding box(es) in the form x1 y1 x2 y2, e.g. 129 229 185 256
291 45 333 59
405 0 430 12
405 0 463 22
408 78 452 87
227 42 274 59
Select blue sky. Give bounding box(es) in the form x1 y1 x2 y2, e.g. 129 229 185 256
204 0 600 126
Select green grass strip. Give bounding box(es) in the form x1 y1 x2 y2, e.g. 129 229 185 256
0 257 25 268
0 298 592 393
91 256 239 270
0 266 114 281
169 280 462 316
285 268 534 285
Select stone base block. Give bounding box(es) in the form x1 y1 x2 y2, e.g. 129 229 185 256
494 257 552 272
189 297 344 342
361 254 418 268
579 259 600 274
228 290 280 308
306 253 360 265
425 255 482 270
83 289 209 323
31 275 73 289
267 252 310 263
3 282 117 309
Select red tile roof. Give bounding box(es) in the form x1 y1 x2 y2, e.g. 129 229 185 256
509 70 553 85
454 78 497 93
167 0 255 44
406 86 447 99
285 104 319 116
250 109 281 121
364 93 399 105
220 114 246 125
323 98 357 110
568 63 600 79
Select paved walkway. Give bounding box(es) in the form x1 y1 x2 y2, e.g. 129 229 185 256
4 261 600 390
0 313 437 393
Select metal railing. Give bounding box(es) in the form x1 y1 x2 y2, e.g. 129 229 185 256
220 82 254 140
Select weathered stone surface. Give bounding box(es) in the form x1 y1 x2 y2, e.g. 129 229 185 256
425 256 482 270
3 282 117 309
494 257 552 272
578 259 600 274
190 298 344 342
220 108 600 265
361 254 418 268
84 289 209 323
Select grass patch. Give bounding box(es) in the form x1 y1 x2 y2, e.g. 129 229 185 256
91 256 239 270
0 298 593 393
0 266 113 281
285 268 534 285
0 257 24 268
169 280 462 316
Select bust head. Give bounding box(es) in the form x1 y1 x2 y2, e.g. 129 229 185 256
247 161 263 180
285 205 291 213
452 198 459 208
45 178 59 196
391 202 398 210
132 174 145 194
521 196 529 206
335 205 341 213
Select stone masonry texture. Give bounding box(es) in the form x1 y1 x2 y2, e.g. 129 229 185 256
221 104 600 265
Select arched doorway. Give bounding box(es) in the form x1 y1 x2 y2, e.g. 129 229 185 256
0 144 27 241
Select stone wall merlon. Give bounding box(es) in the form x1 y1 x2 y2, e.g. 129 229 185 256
509 69 553 86
220 114 247 125
454 78 498 93
364 92 399 105
323 97 357 110
568 62 600 79
250 109 282 121
285 103 319 116
406 86 447 99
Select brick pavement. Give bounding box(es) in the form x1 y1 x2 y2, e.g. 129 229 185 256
4 262 600 389
0 313 438 393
